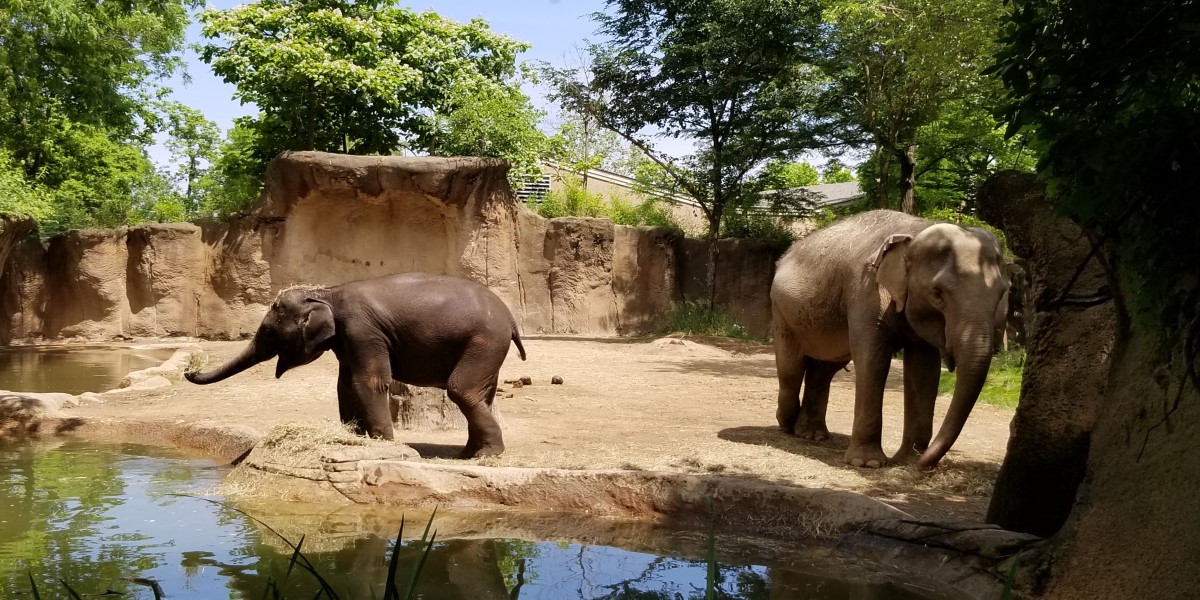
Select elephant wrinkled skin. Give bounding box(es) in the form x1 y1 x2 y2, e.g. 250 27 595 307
771 210 1009 469
185 272 526 458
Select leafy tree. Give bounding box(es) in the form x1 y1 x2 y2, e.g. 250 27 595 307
544 0 830 302
199 0 528 168
0 150 54 222
820 162 855 184
431 78 550 185
194 119 266 219
756 160 820 189
0 0 196 178
549 109 646 178
160 102 221 214
821 0 1003 213
855 96 1034 218
40 123 165 230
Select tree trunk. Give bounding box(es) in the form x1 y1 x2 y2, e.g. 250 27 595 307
897 145 917 214
704 205 723 307
876 147 892 209
389 382 504 431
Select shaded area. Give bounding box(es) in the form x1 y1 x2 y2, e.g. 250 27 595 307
718 425 998 520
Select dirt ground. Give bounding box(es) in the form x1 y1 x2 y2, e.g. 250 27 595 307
70 335 1014 522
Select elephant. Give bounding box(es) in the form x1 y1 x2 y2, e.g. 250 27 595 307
185 272 526 458
771 210 1009 469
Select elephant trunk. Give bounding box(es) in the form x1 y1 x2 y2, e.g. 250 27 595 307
919 319 995 469
185 336 275 385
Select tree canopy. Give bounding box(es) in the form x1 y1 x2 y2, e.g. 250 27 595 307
544 0 832 242
991 0 1200 327
0 0 197 231
821 0 1007 213
199 0 530 166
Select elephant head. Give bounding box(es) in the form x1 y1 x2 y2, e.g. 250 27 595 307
872 224 1010 469
186 287 336 385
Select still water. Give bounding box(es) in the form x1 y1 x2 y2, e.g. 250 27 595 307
0 345 177 395
0 442 969 600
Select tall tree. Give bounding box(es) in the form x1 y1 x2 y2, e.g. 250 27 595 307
544 0 830 302
822 0 1002 213
160 102 221 213
199 0 528 167
430 78 550 185
0 0 196 177
820 161 855 184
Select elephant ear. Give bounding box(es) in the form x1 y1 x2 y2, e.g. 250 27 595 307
301 298 335 356
870 234 914 312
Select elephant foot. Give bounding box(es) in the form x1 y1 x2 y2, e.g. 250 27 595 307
776 406 799 433
459 441 505 459
792 412 830 441
793 419 830 442
845 444 888 469
890 442 928 465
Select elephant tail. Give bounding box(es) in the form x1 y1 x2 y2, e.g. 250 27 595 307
510 319 527 361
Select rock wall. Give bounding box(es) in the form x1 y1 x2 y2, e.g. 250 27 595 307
976 171 1116 538
0 152 775 343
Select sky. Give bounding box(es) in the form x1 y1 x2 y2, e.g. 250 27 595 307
149 0 700 167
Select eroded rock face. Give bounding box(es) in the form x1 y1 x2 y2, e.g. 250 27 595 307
976 171 1116 538
0 152 774 342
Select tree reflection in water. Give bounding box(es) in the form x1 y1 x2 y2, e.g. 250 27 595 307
1 442 960 600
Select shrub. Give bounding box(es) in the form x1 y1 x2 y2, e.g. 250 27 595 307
533 175 682 231
659 301 753 340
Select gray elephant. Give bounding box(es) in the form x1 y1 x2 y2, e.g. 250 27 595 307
185 272 526 458
771 210 1009 469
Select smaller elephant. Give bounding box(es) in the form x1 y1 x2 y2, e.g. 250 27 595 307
185 272 526 458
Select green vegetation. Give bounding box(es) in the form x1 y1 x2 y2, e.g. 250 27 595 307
821 0 1023 213
532 175 681 230
658 301 754 340
939 350 1026 409
990 0 1199 333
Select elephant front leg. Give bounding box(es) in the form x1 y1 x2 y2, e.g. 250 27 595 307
336 360 395 440
846 336 893 468
893 343 940 464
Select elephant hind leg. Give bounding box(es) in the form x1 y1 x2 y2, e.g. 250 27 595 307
447 354 505 459
774 324 807 433
796 359 848 441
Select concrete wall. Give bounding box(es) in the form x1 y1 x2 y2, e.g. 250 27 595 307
0 152 778 343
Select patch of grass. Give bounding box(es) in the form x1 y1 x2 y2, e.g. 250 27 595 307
659 301 756 340
184 350 208 375
938 349 1026 409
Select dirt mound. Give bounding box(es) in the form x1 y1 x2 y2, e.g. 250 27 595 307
649 337 732 358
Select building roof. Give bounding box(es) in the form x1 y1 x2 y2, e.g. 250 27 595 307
795 182 865 208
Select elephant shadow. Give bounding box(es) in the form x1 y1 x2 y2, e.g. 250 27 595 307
717 425 854 469
718 425 1001 519
405 443 468 459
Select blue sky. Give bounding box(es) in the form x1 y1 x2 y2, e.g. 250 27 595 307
150 0 699 166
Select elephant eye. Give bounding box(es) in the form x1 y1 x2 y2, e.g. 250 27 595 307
930 287 946 307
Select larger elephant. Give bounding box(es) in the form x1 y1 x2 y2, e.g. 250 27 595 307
771 210 1009 469
185 272 526 458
